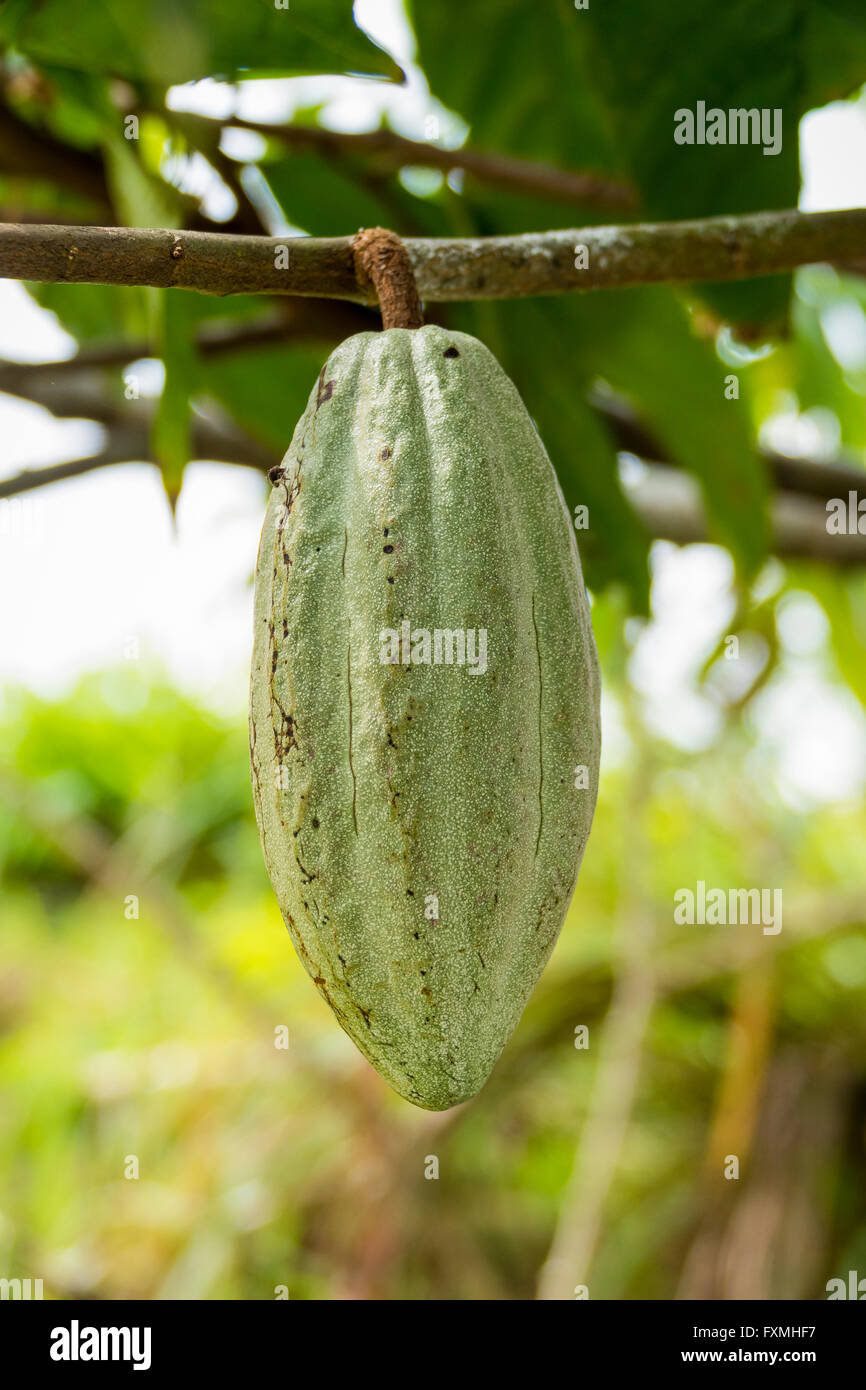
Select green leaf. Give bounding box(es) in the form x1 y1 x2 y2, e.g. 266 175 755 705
789 281 866 454
198 340 328 454
0 0 402 85
262 147 453 239
263 151 404 238
494 290 769 580
102 128 182 230
26 281 150 344
483 298 651 608
151 291 199 510
576 288 770 575
408 0 619 180
808 570 866 709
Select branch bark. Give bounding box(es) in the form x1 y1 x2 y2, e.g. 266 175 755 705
0 208 864 301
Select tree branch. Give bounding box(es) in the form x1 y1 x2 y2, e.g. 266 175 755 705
3 415 864 569
4 341 862 509
0 98 112 215
218 115 639 211
0 302 376 383
594 390 866 501
0 208 864 301
625 465 866 566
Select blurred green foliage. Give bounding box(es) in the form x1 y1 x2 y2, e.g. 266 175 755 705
2 594 865 1299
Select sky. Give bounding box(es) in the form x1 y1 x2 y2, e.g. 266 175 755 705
1 0 865 809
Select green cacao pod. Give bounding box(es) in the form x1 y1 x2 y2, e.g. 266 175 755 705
250 324 600 1110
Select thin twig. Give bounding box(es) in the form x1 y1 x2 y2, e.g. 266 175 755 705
219 115 639 211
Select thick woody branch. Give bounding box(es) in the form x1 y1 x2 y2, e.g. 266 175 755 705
0 208 864 302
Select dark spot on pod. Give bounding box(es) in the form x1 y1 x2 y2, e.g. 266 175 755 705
387 577 395 584
312 817 319 829
316 372 335 408
268 467 285 484
380 447 391 460
383 527 389 536
383 544 394 554
443 346 460 358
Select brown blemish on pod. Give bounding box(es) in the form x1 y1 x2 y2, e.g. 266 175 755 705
316 369 335 408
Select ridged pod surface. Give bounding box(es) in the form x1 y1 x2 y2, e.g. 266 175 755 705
250 324 600 1110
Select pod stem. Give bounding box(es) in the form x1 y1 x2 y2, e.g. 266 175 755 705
352 226 424 330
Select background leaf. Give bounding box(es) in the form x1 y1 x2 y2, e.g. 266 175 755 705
151 290 199 508
0 0 402 85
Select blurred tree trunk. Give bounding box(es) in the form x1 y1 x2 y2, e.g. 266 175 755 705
676 1047 851 1299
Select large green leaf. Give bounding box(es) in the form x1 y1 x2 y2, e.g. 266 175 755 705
26 282 150 345
492 290 769 582
408 0 619 181
585 288 770 572
474 298 651 608
409 0 866 330
0 0 401 85
198 340 329 455
262 148 452 239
